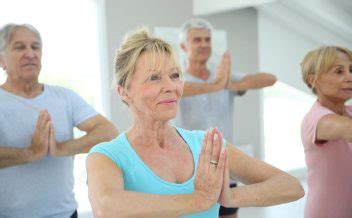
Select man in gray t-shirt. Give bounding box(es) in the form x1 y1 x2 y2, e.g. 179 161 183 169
0 23 118 218
175 18 277 218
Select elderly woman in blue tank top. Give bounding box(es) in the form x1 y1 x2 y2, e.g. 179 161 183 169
87 28 304 218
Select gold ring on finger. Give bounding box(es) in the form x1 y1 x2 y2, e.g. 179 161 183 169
210 160 218 166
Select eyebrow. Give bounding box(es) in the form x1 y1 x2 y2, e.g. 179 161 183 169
12 41 41 46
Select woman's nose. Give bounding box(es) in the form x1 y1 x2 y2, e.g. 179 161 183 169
162 77 176 92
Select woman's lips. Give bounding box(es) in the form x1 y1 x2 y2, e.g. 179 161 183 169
159 99 177 105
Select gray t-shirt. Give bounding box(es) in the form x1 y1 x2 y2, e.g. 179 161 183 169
175 70 245 142
0 84 97 218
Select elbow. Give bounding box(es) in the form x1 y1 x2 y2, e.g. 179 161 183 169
269 75 277 86
107 123 119 140
93 208 111 218
90 194 123 218
90 194 111 217
296 180 306 200
265 74 277 86
286 176 305 201
101 122 119 141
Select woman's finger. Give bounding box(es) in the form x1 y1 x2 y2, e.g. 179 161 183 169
216 147 227 179
205 128 215 164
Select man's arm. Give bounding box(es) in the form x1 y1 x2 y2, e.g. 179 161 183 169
227 73 277 92
49 115 118 156
183 52 231 97
182 81 224 97
0 110 50 168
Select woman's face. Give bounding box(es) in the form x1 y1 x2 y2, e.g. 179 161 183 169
121 52 184 122
315 51 352 102
1 27 42 82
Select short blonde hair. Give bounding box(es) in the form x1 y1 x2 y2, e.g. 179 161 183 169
301 46 352 94
114 27 181 89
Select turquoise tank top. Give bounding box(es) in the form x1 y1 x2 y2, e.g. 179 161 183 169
89 127 220 218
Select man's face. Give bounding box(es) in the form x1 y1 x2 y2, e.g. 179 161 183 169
1 27 42 82
182 28 212 63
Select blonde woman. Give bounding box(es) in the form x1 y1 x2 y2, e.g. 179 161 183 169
86 28 304 218
301 46 352 218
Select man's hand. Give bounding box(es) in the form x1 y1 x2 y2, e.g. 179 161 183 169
27 110 50 161
214 51 231 89
48 122 59 156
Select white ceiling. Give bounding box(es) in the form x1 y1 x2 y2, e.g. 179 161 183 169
193 0 352 46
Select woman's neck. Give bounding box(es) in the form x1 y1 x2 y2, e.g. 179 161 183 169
1 79 43 98
127 120 176 149
318 96 347 116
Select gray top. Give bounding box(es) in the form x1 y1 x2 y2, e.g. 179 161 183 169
0 85 97 218
175 70 245 142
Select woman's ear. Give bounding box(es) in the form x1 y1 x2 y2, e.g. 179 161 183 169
307 74 317 88
0 56 6 71
117 85 129 103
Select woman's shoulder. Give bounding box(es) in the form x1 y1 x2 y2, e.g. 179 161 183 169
302 101 335 124
89 132 138 169
90 133 127 154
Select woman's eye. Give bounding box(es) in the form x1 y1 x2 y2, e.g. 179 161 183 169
170 72 180 79
149 74 161 81
336 69 343 74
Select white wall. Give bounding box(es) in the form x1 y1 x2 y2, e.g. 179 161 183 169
257 2 352 95
258 11 319 94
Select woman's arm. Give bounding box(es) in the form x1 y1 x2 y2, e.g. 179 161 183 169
316 114 352 142
221 144 304 208
87 154 203 218
87 129 227 217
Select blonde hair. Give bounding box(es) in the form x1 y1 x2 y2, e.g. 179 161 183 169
301 46 352 94
114 27 181 89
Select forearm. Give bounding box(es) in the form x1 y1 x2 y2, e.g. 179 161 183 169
228 73 277 92
91 190 206 218
183 82 222 97
56 123 118 156
230 174 304 207
0 146 34 168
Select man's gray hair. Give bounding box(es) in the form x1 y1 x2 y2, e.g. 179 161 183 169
179 18 214 44
0 23 42 55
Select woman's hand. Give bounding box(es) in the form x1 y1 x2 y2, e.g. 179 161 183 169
218 148 233 207
193 128 227 210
